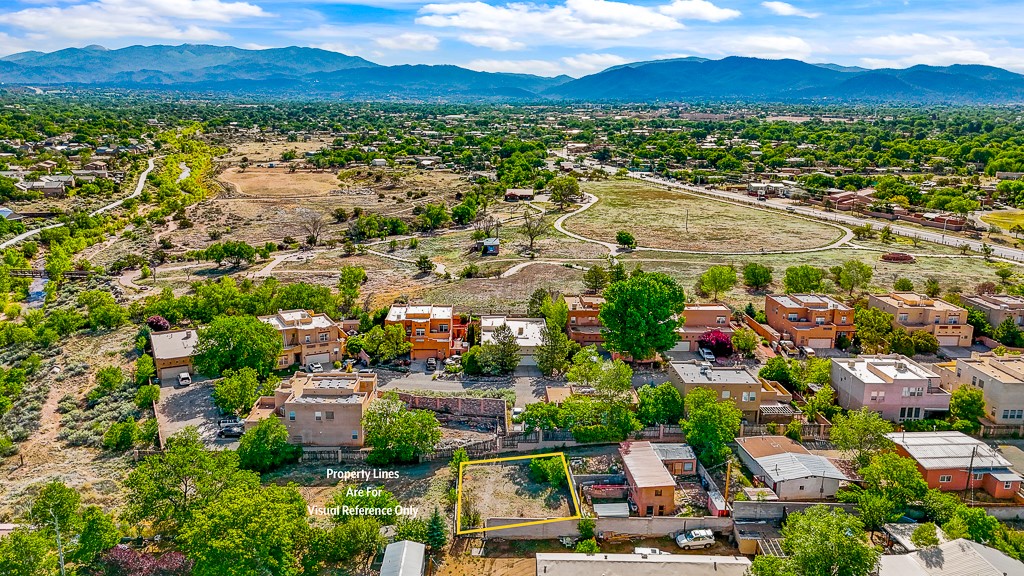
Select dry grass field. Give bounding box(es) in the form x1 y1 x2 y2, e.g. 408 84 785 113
567 179 843 252
219 166 343 198
459 459 574 531
218 139 330 163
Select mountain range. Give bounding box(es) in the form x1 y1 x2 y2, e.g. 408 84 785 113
2 44 1024 103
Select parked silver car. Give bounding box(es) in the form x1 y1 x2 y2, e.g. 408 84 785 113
675 529 715 549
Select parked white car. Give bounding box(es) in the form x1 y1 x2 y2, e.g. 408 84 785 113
177 373 192 386
308 362 324 373
675 529 715 549
634 547 671 555
698 348 716 362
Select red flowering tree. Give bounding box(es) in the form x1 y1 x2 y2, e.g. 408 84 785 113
698 329 733 358
146 315 170 332
86 547 192 576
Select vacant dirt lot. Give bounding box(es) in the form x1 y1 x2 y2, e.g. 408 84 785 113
218 139 330 163
460 458 574 530
568 179 841 252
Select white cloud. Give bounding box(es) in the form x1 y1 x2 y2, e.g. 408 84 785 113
3 0 267 42
761 1 819 18
854 33 972 55
467 52 628 76
417 0 683 42
375 32 439 51
717 35 813 59
459 35 526 51
660 0 741 22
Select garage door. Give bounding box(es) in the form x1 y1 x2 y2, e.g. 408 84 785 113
158 365 190 382
670 340 692 352
305 352 330 365
938 335 960 346
411 349 436 360
807 338 832 349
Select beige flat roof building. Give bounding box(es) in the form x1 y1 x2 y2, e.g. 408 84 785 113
246 371 377 446
150 329 199 382
947 352 1024 424
868 293 973 347
962 293 1024 331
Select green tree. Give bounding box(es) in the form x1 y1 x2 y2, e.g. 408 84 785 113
363 392 442 465
72 505 119 565
362 324 412 363
528 288 550 317
124 428 260 533
29 481 81 575
699 265 737 301
337 265 367 315
894 277 915 291
315 517 385 566
426 507 448 551
910 330 939 355
681 387 741 466
575 538 600 554
837 259 874 296
213 367 274 416
582 265 609 293
942 506 1000 544
731 327 759 357
78 290 128 331
536 324 572 376
103 418 138 450
967 307 994 338
194 315 283 377
779 505 879 576
782 265 824 294
178 484 309 576
923 277 942 297
237 417 302 473
994 317 1024 347
950 385 986 424
0 528 55 576
548 176 580 209
417 203 451 230
600 272 685 360
636 382 684 426
854 307 895 353
477 323 521 375
860 452 928 510
615 230 636 249
449 448 469 482
856 491 898 537
416 255 435 274
742 262 773 291
135 353 156 385
911 523 940 549
830 407 894 468
922 489 962 525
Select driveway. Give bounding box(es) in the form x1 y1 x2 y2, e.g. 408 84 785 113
379 366 548 408
156 378 237 449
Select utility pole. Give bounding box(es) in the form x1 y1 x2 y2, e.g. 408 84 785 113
964 443 978 504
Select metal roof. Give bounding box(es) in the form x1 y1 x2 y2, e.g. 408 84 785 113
619 441 675 489
535 554 751 576
756 453 850 483
886 432 1013 470
652 443 696 462
380 540 425 576
878 538 1024 576
593 503 630 518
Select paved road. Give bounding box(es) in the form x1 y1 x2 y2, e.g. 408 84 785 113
629 172 1024 263
0 157 158 250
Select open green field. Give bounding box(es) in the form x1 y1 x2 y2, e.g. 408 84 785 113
981 210 1024 230
566 179 843 252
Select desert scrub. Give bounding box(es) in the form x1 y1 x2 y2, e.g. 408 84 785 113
0 374 50 443
59 379 155 448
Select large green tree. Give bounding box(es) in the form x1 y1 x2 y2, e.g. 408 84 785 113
636 383 684 426
782 265 824 294
699 265 737 301
363 392 442 465
854 307 895 353
599 272 686 360
950 385 986 425
830 407 894 468
237 417 302 473
194 315 283 377
836 260 874 296
859 452 928 510
778 505 879 576
178 484 309 576
742 262 773 291
213 367 274 416
681 386 741 466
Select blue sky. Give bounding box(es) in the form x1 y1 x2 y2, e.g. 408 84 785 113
1 0 1023 77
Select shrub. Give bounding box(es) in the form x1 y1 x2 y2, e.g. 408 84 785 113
575 538 600 554
528 456 567 488
135 385 160 408
103 418 138 451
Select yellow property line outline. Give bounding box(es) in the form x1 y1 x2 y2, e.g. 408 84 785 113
455 452 581 535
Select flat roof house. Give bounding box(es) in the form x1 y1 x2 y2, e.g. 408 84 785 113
150 329 199 382
385 304 463 361
534 553 751 576
480 316 545 365
652 443 697 475
258 309 345 370
765 294 855 349
504 188 535 201
672 303 733 353
245 371 377 446
887 431 1023 499
619 441 675 517
868 293 973 347
947 352 1024 424
566 294 604 346
962 293 1024 332
831 355 950 422
734 436 849 500
667 361 793 422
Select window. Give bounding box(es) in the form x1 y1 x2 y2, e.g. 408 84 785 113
326 411 334 420
304 335 311 344
898 313 909 322
902 387 923 397
288 411 296 421
684 462 694 472
973 473 984 481
646 506 654 516
415 328 425 336
939 475 952 483
815 317 825 325
570 317 577 325
315 411 322 421
1003 409 1024 420
742 392 756 402
654 489 663 497
798 486 805 491
972 376 977 385
870 390 886 402
787 313 798 321
721 391 731 399
841 316 848 323
716 316 727 324
949 315 959 325
352 430 359 440
899 407 922 421
319 332 329 342
934 316 941 324
439 324 449 333
658 505 665 515
1006 482 1015 490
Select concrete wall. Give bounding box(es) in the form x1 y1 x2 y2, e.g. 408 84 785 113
482 517 580 539
980 506 1024 521
480 516 734 540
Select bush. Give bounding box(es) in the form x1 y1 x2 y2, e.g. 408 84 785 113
529 456 567 488
103 418 138 451
575 538 600 554
578 517 596 540
135 385 160 408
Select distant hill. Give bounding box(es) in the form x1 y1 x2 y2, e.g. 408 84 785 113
2 45 1024 103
